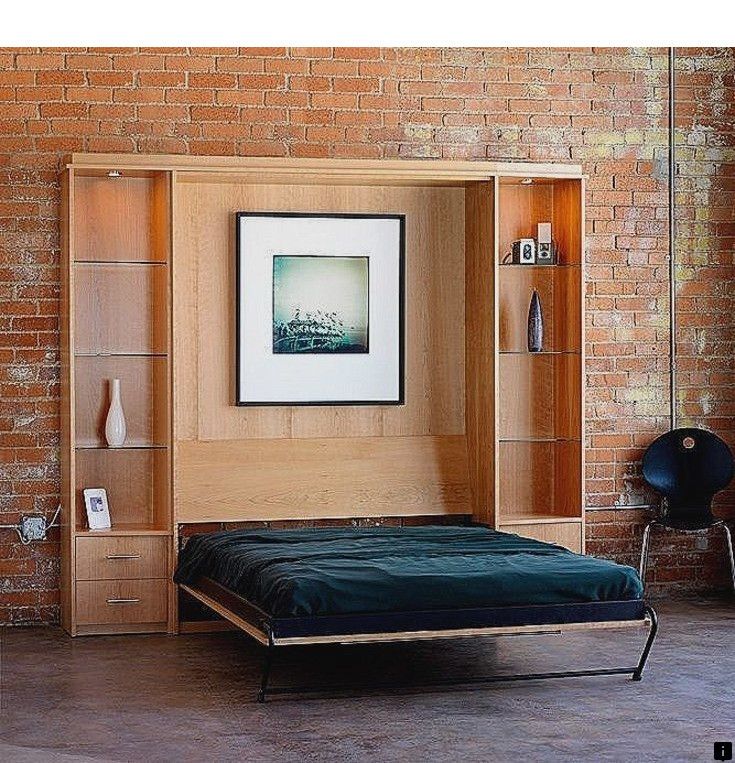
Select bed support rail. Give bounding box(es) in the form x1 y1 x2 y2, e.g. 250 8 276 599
255 604 658 703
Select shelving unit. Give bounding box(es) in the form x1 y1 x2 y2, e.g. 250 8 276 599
60 154 586 635
494 176 585 552
60 171 173 635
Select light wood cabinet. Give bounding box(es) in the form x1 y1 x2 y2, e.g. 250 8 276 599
494 177 585 551
60 168 173 636
61 154 586 636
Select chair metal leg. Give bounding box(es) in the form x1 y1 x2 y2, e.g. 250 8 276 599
722 523 735 594
639 521 655 584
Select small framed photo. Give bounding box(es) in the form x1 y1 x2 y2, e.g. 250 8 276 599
513 238 536 264
83 488 111 531
536 241 554 264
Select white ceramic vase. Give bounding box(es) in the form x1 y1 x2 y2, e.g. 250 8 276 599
105 378 127 447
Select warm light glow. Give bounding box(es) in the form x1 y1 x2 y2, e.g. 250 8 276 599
520 177 533 185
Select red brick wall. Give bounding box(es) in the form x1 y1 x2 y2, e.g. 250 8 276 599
1 47 733 623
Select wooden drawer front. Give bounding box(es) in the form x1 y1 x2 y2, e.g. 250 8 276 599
76 536 167 580
76 579 168 625
500 522 583 554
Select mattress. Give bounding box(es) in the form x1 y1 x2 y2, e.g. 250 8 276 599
174 526 643 619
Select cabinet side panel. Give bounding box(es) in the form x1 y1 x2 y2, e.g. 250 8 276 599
60 170 75 634
554 179 585 548
551 180 583 267
159 171 177 633
464 182 495 524
579 179 586 551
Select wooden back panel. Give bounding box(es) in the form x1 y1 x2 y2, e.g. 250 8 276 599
173 180 469 522
464 182 496 524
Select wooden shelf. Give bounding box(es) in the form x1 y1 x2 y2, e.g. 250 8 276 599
75 525 172 537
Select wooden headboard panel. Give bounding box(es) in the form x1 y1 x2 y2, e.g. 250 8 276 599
173 179 470 523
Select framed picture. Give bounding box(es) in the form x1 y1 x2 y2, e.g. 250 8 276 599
236 212 405 406
83 488 111 531
513 238 536 264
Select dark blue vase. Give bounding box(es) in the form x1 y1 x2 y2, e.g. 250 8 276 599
527 289 543 352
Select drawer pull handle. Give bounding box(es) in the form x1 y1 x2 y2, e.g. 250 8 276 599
106 554 141 560
106 598 140 605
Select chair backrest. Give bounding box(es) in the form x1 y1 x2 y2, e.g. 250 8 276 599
642 428 734 522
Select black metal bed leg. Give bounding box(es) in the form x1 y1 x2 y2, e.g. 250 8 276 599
257 635 274 703
632 605 658 681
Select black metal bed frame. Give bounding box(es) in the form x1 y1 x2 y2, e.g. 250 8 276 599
181 579 658 703
257 606 658 703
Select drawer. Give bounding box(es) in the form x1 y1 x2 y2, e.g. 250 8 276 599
76 535 167 580
76 579 168 625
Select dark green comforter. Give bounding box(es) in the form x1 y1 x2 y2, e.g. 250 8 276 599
174 526 643 618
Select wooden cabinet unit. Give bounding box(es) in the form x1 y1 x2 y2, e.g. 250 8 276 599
60 154 585 636
494 176 585 551
60 169 172 635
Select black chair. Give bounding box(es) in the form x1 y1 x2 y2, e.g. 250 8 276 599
639 427 735 590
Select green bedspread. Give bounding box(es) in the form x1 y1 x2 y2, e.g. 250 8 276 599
174 525 643 618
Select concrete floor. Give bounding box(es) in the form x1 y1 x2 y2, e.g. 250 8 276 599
0 599 733 762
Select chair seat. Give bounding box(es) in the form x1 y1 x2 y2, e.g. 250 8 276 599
656 516 724 532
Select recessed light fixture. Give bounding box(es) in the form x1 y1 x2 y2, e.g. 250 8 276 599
520 177 533 185
107 170 122 178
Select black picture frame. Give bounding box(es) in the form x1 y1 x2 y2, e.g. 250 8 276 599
235 211 405 407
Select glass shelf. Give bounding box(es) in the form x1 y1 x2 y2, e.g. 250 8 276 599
73 260 168 266
499 350 581 356
499 437 582 443
75 444 168 451
498 263 581 269
74 352 168 358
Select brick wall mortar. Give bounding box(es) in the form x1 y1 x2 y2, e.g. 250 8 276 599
0 47 733 623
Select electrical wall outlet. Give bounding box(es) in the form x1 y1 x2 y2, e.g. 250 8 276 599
20 516 47 542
